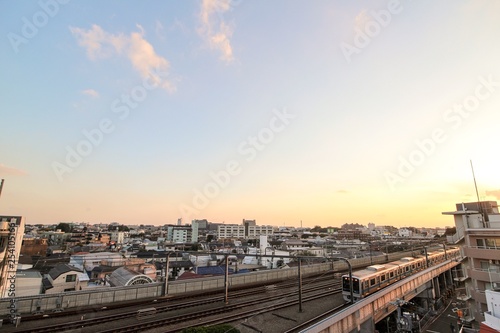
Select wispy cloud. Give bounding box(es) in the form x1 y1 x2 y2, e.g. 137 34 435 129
486 189 500 200
0 164 28 176
198 0 234 63
81 89 99 98
337 189 350 194
155 20 165 40
70 24 175 92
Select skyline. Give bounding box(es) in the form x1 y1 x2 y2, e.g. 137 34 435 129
1 1 500 228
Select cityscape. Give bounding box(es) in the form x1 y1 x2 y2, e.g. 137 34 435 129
1 197 500 332
2 1 500 333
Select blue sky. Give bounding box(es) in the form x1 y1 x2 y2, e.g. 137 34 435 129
1 0 500 227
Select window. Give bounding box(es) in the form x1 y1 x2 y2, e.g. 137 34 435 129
477 239 485 248
370 278 376 286
486 239 500 248
66 274 77 282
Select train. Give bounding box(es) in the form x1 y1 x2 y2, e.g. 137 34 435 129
342 247 460 302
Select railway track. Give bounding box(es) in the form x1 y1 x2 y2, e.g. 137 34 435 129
104 285 344 333
8 273 342 333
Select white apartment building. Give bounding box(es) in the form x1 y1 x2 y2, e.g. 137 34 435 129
110 231 126 244
166 226 192 243
217 224 274 239
0 216 25 298
444 201 500 324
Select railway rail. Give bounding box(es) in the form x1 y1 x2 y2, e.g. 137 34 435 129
6 273 343 333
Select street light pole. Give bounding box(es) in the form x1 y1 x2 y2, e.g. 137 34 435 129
163 251 174 296
298 257 303 312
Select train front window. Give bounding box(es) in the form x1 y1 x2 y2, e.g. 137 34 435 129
342 277 350 291
342 277 359 293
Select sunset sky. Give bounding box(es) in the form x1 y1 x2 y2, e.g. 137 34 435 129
1 1 500 228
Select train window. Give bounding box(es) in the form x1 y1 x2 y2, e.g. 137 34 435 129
342 277 350 291
390 271 394 278
405 266 409 272
370 278 376 286
381 274 386 282
352 278 360 293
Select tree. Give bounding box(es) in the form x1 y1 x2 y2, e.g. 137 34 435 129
55 223 71 233
445 227 456 235
341 223 364 230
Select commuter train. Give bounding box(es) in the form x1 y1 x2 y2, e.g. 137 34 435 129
342 247 460 302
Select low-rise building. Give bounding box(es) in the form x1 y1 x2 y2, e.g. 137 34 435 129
42 263 83 294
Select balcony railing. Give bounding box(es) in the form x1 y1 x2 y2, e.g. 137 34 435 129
470 286 487 304
464 246 500 261
467 267 500 283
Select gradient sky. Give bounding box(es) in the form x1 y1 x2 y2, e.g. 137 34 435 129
1 1 500 228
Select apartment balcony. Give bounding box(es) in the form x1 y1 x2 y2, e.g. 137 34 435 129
470 286 487 304
467 267 500 283
456 293 472 301
447 232 464 244
464 246 500 261
453 274 470 282
0 221 11 236
484 311 500 330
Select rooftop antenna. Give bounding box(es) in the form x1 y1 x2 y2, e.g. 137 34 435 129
470 160 487 224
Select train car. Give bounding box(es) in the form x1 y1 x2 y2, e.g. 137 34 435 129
342 263 400 301
342 247 460 302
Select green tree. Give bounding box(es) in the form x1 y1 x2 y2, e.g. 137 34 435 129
118 225 130 232
55 223 71 233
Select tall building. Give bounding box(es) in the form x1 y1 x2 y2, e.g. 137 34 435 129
444 201 500 324
0 216 25 298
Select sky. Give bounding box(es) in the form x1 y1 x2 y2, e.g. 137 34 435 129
1 0 500 228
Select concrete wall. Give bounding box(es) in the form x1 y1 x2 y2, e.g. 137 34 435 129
0 283 163 317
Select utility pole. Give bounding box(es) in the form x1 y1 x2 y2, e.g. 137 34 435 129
0 179 4 198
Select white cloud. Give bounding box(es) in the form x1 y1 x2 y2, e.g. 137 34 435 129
81 89 99 98
70 24 175 92
198 0 235 63
0 164 27 176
